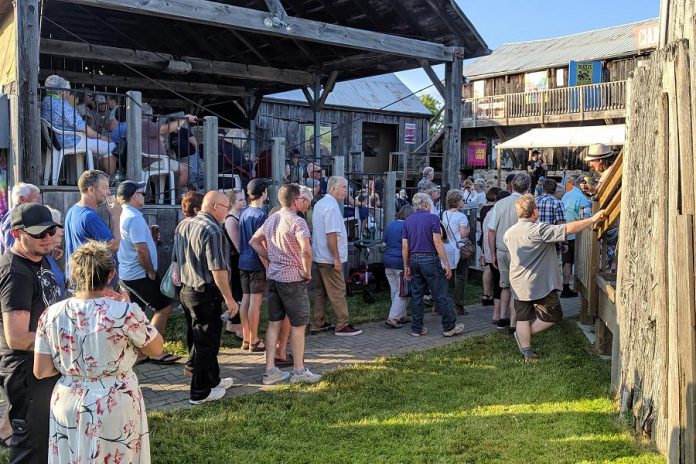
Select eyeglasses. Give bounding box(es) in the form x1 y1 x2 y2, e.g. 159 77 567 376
24 226 58 240
214 202 230 210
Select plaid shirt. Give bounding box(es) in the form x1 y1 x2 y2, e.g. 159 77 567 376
535 194 566 225
262 209 311 282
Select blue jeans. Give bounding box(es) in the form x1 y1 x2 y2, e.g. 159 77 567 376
409 254 457 333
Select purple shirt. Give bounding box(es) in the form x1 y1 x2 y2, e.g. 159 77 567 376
402 210 441 254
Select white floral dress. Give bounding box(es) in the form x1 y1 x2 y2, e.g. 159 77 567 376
35 297 159 464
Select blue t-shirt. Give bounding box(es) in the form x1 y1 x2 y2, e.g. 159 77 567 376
118 205 157 281
402 210 441 254
111 122 127 145
383 220 405 270
0 208 15 255
64 205 114 279
238 206 267 271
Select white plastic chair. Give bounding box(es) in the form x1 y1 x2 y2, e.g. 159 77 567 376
41 119 94 185
142 153 176 205
218 173 242 193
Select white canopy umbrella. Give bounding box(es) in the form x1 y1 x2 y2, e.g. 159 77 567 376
498 124 625 149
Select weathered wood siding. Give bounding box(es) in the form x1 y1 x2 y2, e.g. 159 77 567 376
255 101 429 173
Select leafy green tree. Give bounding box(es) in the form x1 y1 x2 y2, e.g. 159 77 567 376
419 93 443 135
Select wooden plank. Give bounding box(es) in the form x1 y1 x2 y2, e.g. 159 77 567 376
59 0 455 62
595 274 616 305
595 191 621 239
420 60 446 99
203 116 219 192
125 91 142 183
676 41 695 215
40 39 315 86
443 57 463 188
40 70 252 97
15 0 41 184
269 137 286 208
316 71 338 112
596 151 623 206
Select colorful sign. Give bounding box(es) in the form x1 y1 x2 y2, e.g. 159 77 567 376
633 21 659 50
467 140 487 168
568 61 602 86
404 123 416 144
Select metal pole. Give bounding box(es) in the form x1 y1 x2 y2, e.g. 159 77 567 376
125 91 142 183
270 136 286 208
203 116 219 192
249 117 257 164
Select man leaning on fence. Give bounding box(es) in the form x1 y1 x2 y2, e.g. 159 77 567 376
504 195 604 363
402 192 465 338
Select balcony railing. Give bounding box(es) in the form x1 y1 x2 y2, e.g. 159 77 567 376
463 80 627 125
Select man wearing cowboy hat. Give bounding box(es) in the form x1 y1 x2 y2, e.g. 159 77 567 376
584 143 618 193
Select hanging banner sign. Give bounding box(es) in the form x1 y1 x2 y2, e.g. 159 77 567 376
404 123 416 144
467 139 487 167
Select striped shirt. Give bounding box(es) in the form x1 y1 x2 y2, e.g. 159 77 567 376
535 194 566 225
172 212 230 291
262 209 311 283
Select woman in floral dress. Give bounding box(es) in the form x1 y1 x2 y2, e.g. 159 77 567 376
33 241 163 463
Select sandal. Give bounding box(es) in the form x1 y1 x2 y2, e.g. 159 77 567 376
0 436 9 449
250 339 266 352
385 318 402 329
274 354 294 367
241 341 250 350
149 353 182 365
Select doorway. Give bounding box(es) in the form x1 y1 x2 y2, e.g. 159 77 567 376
362 122 397 174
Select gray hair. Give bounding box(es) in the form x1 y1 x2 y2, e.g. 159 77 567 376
412 193 431 210
446 189 464 209
299 185 314 202
423 167 434 178
474 179 486 189
422 182 439 195
44 74 70 90
511 173 531 194
327 176 347 193
11 182 40 204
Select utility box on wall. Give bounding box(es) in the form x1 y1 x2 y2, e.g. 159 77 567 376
0 94 9 149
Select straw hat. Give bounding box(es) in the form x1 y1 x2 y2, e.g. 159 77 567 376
584 143 613 161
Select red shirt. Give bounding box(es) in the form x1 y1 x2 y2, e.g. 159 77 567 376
262 209 311 282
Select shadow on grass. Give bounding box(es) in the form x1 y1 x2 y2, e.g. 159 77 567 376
148 320 664 464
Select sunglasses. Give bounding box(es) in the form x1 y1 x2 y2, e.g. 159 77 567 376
25 226 58 240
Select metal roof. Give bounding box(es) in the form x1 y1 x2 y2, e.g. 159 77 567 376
463 18 658 80
265 74 432 116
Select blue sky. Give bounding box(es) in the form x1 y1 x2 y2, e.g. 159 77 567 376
396 0 660 101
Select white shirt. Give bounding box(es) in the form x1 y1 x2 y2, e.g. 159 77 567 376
472 191 487 210
312 194 348 264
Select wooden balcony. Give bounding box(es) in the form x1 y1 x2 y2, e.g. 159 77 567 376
462 81 627 128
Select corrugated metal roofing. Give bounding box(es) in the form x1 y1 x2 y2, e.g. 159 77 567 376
264 74 432 116
463 18 658 80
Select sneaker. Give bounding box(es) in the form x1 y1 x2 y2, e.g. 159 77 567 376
335 325 363 336
262 367 290 385
411 327 428 337
290 368 322 384
423 296 434 307
398 316 413 324
496 318 510 330
308 322 335 334
560 289 578 298
455 305 469 315
443 323 465 337
523 351 540 363
385 318 402 329
189 387 226 405
215 377 237 390
507 326 517 335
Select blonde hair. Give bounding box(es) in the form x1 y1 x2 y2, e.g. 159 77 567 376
446 189 464 209
515 194 536 219
69 241 114 292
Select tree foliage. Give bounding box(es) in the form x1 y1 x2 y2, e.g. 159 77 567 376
419 93 443 135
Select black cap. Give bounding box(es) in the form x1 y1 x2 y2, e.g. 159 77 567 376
117 180 147 200
247 178 268 198
505 173 515 184
11 203 62 234
531 149 540 155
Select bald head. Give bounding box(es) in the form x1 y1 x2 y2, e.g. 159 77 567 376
203 190 229 223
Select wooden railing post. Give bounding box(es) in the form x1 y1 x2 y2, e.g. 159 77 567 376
203 116 218 193
125 91 142 183
384 171 397 228
269 136 286 208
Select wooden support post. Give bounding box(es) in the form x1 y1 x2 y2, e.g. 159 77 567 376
125 91 142 183
443 56 463 189
15 0 41 185
270 137 286 208
333 154 344 178
496 146 501 188
384 171 397 227
313 81 321 165
203 116 219 192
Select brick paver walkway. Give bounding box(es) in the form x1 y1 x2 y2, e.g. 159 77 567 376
136 297 580 411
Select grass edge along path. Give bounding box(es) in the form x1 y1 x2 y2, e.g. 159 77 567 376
149 320 664 464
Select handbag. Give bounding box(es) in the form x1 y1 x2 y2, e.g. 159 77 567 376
444 211 475 262
160 262 180 300
398 270 411 298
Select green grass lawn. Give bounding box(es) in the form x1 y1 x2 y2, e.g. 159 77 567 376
148 320 664 464
163 277 484 357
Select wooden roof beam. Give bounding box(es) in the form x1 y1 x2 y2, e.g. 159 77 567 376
57 0 454 62
387 0 428 37
44 70 253 96
41 39 315 86
420 60 445 99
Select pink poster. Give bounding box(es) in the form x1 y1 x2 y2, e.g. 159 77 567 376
467 140 487 167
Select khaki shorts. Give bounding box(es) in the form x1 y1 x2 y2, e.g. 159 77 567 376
496 249 511 289
514 291 563 323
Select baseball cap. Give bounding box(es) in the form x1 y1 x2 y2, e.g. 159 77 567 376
117 180 147 200
11 203 62 234
96 95 106 104
247 178 268 198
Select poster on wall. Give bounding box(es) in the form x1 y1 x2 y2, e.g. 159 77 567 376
467 139 487 168
404 123 416 144
568 61 602 86
491 139 513 170
304 125 332 159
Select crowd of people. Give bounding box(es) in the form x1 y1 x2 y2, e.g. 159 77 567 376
0 140 614 462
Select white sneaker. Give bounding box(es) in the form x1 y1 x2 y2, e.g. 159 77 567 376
443 323 465 337
215 377 237 390
290 368 322 384
263 367 290 385
189 387 226 405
